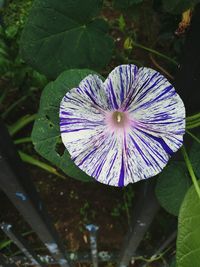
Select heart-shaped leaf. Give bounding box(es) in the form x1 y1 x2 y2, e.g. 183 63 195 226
20 0 114 79
31 69 98 181
155 161 191 216
176 182 200 267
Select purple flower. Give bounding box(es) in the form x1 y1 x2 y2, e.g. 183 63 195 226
59 65 185 187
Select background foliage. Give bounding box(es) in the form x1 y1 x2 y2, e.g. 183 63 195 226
20 0 114 79
1 0 200 266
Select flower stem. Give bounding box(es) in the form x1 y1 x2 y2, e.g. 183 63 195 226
186 118 200 126
186 130 200 145
149 54 174 80
8 114 37 136
14 137 32 145
186 112 200 129
186 112 200 122
18 150 66 179
186 120 200 129
132 41 178 66
181 146 200 199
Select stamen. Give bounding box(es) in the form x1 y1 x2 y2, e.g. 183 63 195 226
112 111 125 126
117 113 122 123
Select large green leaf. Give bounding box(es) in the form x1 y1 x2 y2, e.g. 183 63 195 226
176 182 200 267
162 0 200 14
190 140 200 178
31 69 98 182
20 0 114 79
155 161 191 216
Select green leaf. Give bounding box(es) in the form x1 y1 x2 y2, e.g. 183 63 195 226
176 182 200 267
155 161 191 216
118 15 126 32
190 140 200 178
31 69 98 182
20 0 114 79
162 0 200 14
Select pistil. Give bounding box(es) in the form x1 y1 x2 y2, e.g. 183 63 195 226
112 111 125 126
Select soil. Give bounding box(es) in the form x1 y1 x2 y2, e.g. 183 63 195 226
0 164 130 262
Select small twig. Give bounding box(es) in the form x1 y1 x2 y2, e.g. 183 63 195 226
149 54 174 80
133 42 178 66
154 230 177 256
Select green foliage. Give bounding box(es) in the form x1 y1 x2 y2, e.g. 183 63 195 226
31 69 98 182
20 0 114 79
0 34 10 74
118 14 126 32
155 162 191 216
0 26 47 89
3 0 33 39
162 0 200 14
0 0 48 88
189 140 200 178
1 0 200 265
176 182 200 267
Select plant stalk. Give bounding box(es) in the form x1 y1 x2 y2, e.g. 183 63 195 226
132 42 178 66
8 114 37 136
181 146 200 199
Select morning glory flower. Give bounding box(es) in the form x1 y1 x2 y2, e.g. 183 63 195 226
59 65 185 187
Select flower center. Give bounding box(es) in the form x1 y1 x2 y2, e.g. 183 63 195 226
112 111 126 127
105 110 132 132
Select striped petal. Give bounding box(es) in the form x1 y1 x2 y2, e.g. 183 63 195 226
104 64 138 109
59 65 185 187
60 75 106 145
127 67 185 153
116 66 186 183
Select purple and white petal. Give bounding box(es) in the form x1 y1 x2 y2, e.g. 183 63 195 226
60 75 107 150
127 67 185 155
76 74 110 110
68 130 125 187
104 64 138 110
60 75 128 186
59 64 186 187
